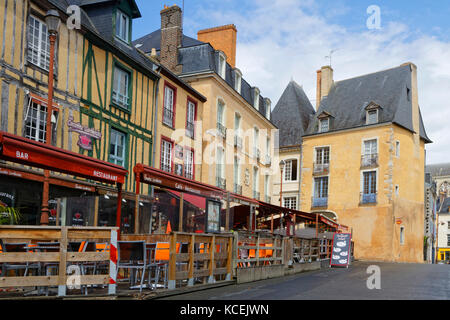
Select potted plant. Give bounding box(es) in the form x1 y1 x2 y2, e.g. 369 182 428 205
0 205 22 225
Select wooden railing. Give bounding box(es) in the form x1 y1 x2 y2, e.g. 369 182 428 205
0 226 118 296
167 232 233 290
235 231 284 268
290 238 320 263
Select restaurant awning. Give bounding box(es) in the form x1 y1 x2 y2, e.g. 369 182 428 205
168 190 206 210
133 164 223 200
0 132 127 185
256 199 318 221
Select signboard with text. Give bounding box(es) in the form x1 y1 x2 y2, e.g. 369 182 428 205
330 233 352 268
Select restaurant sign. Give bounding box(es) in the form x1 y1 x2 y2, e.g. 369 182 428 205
67 116 102 151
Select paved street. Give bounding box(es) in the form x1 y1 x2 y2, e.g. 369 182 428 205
160 261 450 300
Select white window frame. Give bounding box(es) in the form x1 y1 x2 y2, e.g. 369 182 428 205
115 9 130 43
163 85 175 127
315 146 330 165
264 175 270 200
234 156 240 186
366 109 379 125
234 69 242 94
109 128 126 167
313 176 329 199
253 87 260 110
184 148 194 179
265 99 271 120
27 15 51 71
283 159 298 182
362 137 378 155
216 146 225 180
360 168 378 195
24 100 48 143
283 196 298 210
319 118 329 133
112 66 130 108
161 139 173 173
253 166 259 193
218 52 226 79
186 100 196 138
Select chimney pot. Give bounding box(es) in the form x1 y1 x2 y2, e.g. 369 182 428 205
198 24 237 68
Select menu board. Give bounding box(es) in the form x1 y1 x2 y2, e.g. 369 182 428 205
330 233 352 267
206 200 221 233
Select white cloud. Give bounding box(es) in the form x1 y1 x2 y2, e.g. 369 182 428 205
185 0 449 165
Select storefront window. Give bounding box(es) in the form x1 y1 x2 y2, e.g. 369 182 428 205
98 195 135 234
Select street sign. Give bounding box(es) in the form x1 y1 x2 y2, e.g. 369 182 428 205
330 233 352 268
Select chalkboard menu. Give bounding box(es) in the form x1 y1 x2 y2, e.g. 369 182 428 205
330 233 352 267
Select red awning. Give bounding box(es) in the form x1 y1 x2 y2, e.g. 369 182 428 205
169 190 206 210
134 164 223 200
256 199 317 221
0 132 127 185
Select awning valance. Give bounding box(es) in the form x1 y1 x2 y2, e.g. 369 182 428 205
134 164 223 200
0 132 127 185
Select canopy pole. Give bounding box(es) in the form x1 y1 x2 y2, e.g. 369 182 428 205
315 213 319 238
134 176 140 234
225 192 230 231
178 192 184 232
116 183 123 239
271 213 274 234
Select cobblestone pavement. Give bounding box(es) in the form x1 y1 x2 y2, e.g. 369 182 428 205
160 261 450 300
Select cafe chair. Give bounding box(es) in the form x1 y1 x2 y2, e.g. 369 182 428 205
117 241 147 293
1 242 41 277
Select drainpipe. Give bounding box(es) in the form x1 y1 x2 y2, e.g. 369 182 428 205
150 66 162 198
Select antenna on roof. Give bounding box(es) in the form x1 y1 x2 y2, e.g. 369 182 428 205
325 49 337 68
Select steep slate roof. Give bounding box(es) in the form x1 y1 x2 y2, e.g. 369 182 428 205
271 81 315 147
133 29 204 53
133 30 273 123
305 64 432 143
426 163 450 177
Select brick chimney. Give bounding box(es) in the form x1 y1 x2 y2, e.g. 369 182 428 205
316 65 334 109
198 24 237 68
160 5 182 73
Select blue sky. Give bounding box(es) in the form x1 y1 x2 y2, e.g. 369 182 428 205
132 0 450 164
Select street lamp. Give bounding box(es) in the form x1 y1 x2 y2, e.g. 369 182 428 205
40 9 61 225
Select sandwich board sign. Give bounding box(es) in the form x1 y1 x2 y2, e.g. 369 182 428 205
330 233 352 268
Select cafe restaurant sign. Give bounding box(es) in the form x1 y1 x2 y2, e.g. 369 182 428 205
67 116 102 151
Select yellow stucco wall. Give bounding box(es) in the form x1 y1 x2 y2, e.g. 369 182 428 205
300 123 425 263
182 74 276 200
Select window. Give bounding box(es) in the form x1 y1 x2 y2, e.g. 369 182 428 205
28 15 51 71
363 171 377 195
284 197 297 210
25 101 48 143
160 138 173 173
314 177 328 199
316 147 330 165
216 147 225 188
264 175 270 202
115 10 130 43
253 88 260 110
284 159 298 181
163 84 175 127
184 148 194 180
109 129 126 167
218 52 226 79
234 157 240 185
266 137 271 157
234 69 242 93
265 99 271 119
112 66 131 109
186 100 196 138
217 100 226 138
395 141 400 157
254 127 260 159
400 227 405 245
319 118 329 133
253 167 259 199
367 110 378 125
448 234 450 246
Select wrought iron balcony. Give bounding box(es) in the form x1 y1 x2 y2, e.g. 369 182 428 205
163 108 174 127
313 162 330 175
217 122 227 139
360 192 377 204
253 191 260 200
312 197 328 208
234 135 243 150
234 183 242 195
216 177 226 189
361 154 378 168
186 122 194 138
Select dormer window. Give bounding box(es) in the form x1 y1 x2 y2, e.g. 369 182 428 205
365 102 381 125
218 51 226 79
234 68 242 94
265 98 271 120
253 88 260 110
319 118 329 133
367 110 378 125
115 9 130 43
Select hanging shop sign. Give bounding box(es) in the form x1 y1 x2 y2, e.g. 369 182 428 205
67 116 102 151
